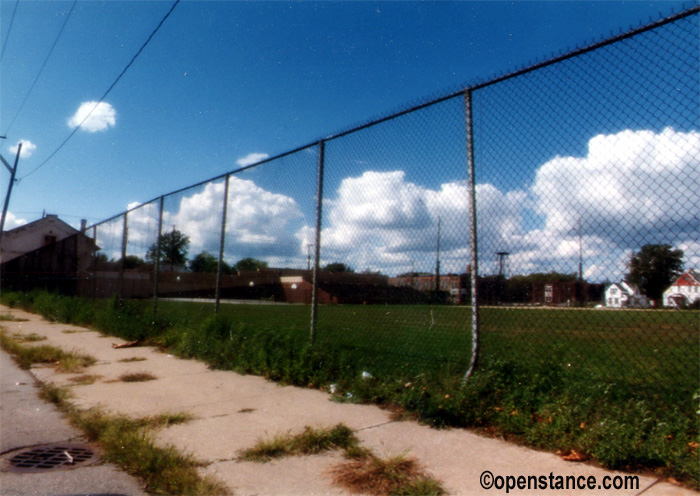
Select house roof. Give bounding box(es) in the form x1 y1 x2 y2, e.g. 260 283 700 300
670 269 700 287
3 214 78 237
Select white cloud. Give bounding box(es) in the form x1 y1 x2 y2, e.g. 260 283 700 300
3 211 27 230
532 127 699 247
91 128 699 282
8 140 37 158
311 170 526 275
67 101 116 132
236 152 269 167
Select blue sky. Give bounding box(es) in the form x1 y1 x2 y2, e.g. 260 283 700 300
2 1 698 279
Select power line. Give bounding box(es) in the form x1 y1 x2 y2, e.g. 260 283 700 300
0 0 20 61
20 0 181 181
3 0 78 137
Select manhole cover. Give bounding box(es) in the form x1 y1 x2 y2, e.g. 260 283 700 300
3 443 98 473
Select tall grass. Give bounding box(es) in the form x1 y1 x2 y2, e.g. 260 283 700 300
2 290 698 487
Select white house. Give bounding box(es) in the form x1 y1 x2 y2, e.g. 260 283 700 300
605 282 650 308
663 270 700 308
0 214 87 263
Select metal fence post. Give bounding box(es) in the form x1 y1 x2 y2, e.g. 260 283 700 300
463 88 480 384
310 140 325 345
152 196 164 318
215 175 230 314
92 225 98 300
119 212 128 300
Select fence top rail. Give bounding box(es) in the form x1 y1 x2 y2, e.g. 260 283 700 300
85 5 699 233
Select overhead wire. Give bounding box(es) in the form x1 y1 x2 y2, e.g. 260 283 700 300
0 0 19 61
3 0 79 137
20 0 181 181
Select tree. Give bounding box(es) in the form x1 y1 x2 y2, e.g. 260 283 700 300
233 257 268 271
323 262 354 273
628 244 684 301
120 255 146 269
188 251 231 273
146 229 190 266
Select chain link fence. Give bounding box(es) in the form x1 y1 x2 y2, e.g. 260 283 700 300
64 8 698 392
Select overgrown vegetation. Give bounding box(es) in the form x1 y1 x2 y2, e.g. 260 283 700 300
2 290 698 488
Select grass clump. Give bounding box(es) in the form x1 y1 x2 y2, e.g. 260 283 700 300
0 314 28 321
239 424 359 462
0 330 96 372
117 356 148 363
118 372 157 382
68 374 103 385
13 332 47 342
332 453 445 496
73 408 225 495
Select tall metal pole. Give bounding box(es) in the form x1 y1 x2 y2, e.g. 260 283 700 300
0 143 22 300
435 216 441 293
92 225 98 300
310 141 325 345
118 212 128 300
0 142 22 246
463 89 480 384
152 197 164 317
215 175 230 314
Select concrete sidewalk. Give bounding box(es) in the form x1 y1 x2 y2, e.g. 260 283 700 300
0 305 695 496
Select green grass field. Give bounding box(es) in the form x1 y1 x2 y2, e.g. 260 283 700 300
157 300 698 392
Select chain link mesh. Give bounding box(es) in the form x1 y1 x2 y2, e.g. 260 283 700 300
45 9 698 392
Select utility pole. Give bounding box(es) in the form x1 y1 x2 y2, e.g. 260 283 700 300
0 141 22 246
0 140 21 300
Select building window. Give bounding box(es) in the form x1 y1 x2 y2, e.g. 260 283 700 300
43 235 57 246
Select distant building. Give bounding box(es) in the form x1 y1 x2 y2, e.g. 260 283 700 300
662 270 700 308
605 282 650 308
0 214 88 264
389 273 469 304
531 281 588 306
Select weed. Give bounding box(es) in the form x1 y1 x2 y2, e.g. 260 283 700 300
0 330 96 372
331 453 445 496
13 333 47 342
239 424 359 462
118 372 157 382
117 356 147 363
0 314 28 322
39 383 73 408
68 374 103 385
72 408 226 495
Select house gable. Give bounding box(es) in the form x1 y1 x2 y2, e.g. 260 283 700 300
1 215 80 263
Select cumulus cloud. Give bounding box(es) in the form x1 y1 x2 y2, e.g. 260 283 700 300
91 127 699 281
310 170 527 275
532 127 699 247
8 140 37 158
236 152 269 167
3 211 27 230
67 101 116 132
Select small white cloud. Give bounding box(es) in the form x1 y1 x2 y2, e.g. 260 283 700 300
8 140 37 158
236 152 269 167
67 101 116 132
